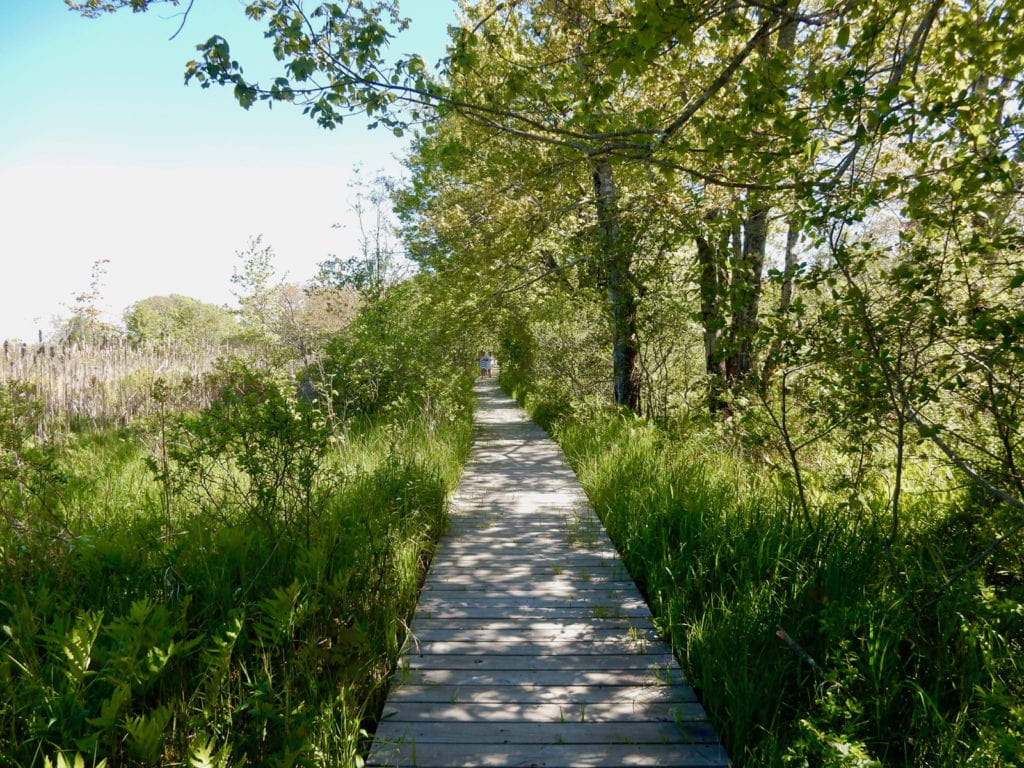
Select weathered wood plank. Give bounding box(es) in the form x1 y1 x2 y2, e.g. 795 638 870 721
427 554 625 569
415 593 649 606
415 594 653 611
412 605 654 621
424 581 636 593
391 667 688 684
409 626 663 643
368 741 731 767
407 618 647 630
414 594 646 606
425 573 636 588
401 655 679 671
408 639 664 656
377 700 701 724
426 568 635 586
386 683 698 705
372 720 717 745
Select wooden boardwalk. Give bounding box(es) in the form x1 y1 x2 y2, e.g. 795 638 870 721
367 377 730 767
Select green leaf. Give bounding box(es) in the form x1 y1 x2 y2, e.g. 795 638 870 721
234 81 257 109
836 24 850 49
87 684 131 730
124 707 173 765
290 56 316 81
53 610 104 689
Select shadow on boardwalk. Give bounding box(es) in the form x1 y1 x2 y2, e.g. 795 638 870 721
367 377 731 767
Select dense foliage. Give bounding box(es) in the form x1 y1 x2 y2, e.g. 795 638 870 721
405 2 1023 763
122 295 239 347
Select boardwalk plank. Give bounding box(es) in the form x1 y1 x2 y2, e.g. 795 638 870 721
424 583 637 593
386 684 697 705
399 655 679 671
411 608 655 621
366 379 729 767
409 640 662 656
410 617 649 629
410 626 663 643
397 671 688 688
373 720 701 744
368 741 731 768
377 701 703 724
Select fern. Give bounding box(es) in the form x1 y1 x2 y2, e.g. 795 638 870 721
86 683 130 731
188 735 232 768
254 579 304 646
43 754 107 768
123 705 172 764
52 610 104 690
199 612 244 724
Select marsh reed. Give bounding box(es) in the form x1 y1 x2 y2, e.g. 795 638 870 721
0 337 232 436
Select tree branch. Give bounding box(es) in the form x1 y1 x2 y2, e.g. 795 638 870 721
167 0 194 40
491 254 594 297
656 15 780 146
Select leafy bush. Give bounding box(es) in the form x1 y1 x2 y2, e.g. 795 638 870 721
496 298 615 431
316 279 472 424
162 360 334 544
0 381 57 518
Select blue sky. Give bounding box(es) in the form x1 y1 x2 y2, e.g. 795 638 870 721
0 1 456 341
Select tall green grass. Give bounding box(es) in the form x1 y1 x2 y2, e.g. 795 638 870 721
0 371 474 767
552 413 1023 767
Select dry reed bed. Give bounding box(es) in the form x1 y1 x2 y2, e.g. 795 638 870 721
1 338 233 436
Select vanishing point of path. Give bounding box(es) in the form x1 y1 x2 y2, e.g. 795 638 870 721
367 377 731 767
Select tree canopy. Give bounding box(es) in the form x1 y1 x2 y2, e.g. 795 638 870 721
123 294 238 345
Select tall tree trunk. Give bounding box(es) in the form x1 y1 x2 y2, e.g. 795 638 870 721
780 218 799 311
722 0 796 388
592 158 641 413
726 201 769 384
697 233 728 414
761 214 800 390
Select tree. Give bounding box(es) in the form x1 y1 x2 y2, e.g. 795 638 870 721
63 0 691 411
69 0 427 131
61 1 1024 762
230 234 281 348
70 0 1024 510
229 234 361 360
58 258 118 344
273 281 361 359
123 294 238 346
319 170 412 301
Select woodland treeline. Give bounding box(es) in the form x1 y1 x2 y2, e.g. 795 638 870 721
30 0 1024 765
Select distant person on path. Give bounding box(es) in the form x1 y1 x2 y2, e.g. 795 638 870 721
479 351 491 378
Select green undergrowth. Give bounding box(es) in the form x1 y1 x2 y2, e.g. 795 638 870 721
0 368 474 767
549 412 1023 767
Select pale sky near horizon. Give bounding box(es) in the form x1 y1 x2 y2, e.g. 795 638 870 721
0 1 456 342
